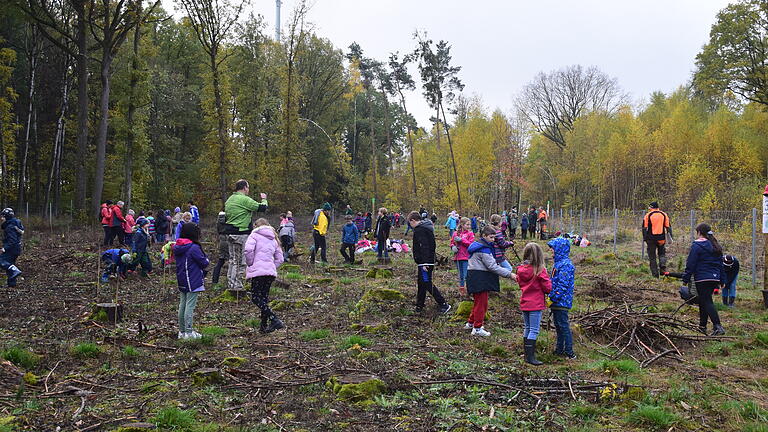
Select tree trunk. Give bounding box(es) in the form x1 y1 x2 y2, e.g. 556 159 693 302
74 0 89 213
397 91 417 199
211 52 229 206
368 92 378 210
440 102 462 213
92 52 113 220
124 22 141 209
18 26 38 210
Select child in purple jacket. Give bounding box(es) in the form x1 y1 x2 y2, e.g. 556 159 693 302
174 223 210 340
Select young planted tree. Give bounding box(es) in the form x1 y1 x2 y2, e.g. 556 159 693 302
178 0 247 205
387 52 418 198
413 34 464 212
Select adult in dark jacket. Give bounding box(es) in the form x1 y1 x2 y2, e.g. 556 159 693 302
721 255 739 307
155 210 170 243
0 208 23 287
527 207 537 238
520 214 529 240
407 211 451 314
174 222 210 340
375 208 391 262
682 223 725 336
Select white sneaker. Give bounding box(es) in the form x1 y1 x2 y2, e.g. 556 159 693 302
463 322 473 330
188 331 202 339
177 331 185 339
471 327 491 337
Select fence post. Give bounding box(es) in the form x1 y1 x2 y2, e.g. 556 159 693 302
613 208 618 255
690 209 695 242
753 207 757 288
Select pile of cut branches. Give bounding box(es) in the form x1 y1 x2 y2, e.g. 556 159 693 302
576 303 725 366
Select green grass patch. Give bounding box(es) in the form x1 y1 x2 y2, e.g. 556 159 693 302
569 402 602 421
245 318 261 328
600 359 639 375
477 341 509 358
152 406 196 430
698 359 718 369
300 329 331 341
339 335 372 350
200 326 229 336
755 332 768 348
121 345 140 357
626 404 678 430
1 346 39 369
67 271 85 278
284 272 303 280
70 342 101 358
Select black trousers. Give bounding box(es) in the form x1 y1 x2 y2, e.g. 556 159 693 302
310 231 327 263
251 275 276 319
646 240 667 277
696 280 721 328
105 226 125 246
340 243 355 263
416 265 446 308
212 258 226 284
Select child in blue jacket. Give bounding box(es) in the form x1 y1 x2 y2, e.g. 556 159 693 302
548 236 576 359
132 219 153 277
721 255 739 308
101 248 130 282
340 215 360 264
0 208 23 287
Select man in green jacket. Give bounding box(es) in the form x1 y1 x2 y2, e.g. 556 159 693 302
224 179 268 291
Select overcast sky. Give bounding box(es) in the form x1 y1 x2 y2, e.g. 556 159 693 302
248 0 731 127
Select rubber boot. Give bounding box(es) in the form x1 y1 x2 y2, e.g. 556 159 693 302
524 338 543 366
258 311 269 334
265 316 285 333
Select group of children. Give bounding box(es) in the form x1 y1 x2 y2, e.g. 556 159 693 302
446 212 575 364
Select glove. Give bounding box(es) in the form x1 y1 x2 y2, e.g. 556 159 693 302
453 236 461 243
714 288 720 295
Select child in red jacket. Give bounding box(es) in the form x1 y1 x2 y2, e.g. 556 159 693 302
517 242 552 365
450 217 475 296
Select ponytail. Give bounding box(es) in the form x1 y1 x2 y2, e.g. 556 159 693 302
696 223 722 255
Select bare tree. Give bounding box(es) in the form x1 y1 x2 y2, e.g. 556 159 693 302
516 65 625 149
387 52 418 199
178 0 247 205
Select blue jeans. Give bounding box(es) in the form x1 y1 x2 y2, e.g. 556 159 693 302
404 225 412 236
552 309 574 355
377 240 388 258
449 229 455 239
722 279 737 299
522 310 543 340
499 260 513 271
0 249 20 286
455 260 468 287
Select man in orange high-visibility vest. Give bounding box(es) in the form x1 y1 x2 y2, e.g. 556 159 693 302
642 201 674 278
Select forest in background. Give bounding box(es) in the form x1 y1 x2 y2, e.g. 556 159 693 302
0 0 766 221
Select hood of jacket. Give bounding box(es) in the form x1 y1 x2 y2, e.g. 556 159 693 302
516 261 538 284
692 239 715 255
173 238 194 256
253 225 276 241
548 237 571 262
417 219 434 232
467 239 493 255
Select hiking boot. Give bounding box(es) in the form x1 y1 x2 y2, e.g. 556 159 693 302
463 322 473 330
258 313 270 334
264 317 285 333
698 325 707 335
471 327 491 337
711 325 726 336
524 338 543 366
439 303 452 315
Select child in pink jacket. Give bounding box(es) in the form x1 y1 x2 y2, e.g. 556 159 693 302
244 218 285 334
517 242 552 366
451 217 475 296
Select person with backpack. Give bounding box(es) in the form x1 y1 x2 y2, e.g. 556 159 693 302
224 179 266 291
310 203 331 264
100 201 113 246
642 201 673 278
682 223 726 336
408 211 451 315
107 201 127 246
0 208 23 287
721 255 739 308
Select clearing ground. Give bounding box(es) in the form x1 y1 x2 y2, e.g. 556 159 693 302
0 217 767 431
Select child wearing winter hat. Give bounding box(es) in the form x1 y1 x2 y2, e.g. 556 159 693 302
548 236 576 359
174 222 209 339
132 218 153 277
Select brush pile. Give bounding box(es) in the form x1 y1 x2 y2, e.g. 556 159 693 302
576 303 713 366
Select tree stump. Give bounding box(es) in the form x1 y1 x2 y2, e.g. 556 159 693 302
225 289 248 301
94 303 123 323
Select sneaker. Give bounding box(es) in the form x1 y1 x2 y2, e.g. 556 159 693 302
187 331 202 339
471 327 491 337
177 331 186 339
439 303 452 315
564 352 577 359
7 266 21 280
414 306 424 314
264 318 285 333
463 322 473 330
698 325 707 335
711 325 726 336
